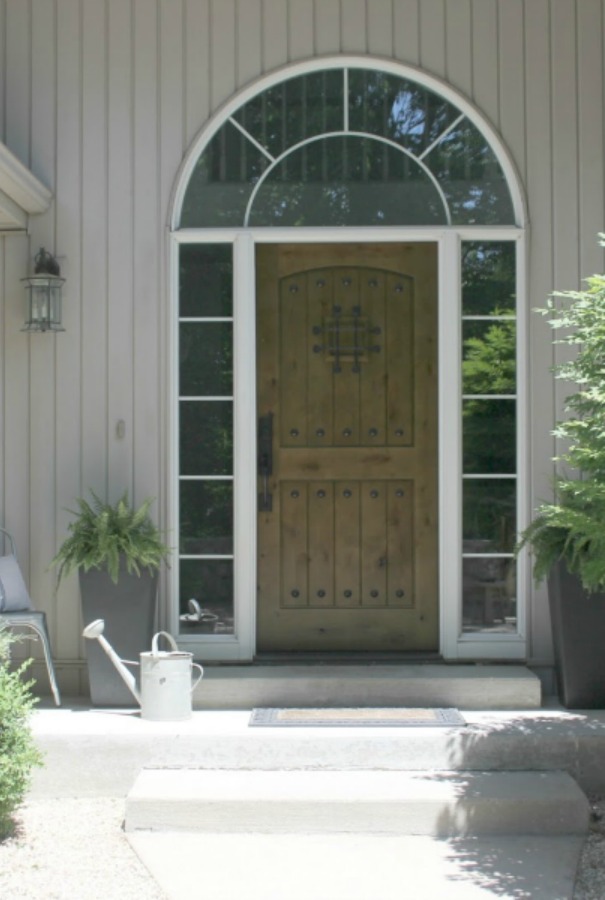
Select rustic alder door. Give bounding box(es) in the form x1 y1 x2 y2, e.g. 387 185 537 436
256 243 438 652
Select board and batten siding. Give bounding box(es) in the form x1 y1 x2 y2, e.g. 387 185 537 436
0 0 603 690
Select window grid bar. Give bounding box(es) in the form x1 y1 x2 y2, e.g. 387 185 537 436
179 396 234 402
180 475 234 482
418 113 466 161
463 553 515 559
228 115 275 162
463 314 516 321
180 555 235 561
180 317 234 324
462 394 516 401
463 473 516 480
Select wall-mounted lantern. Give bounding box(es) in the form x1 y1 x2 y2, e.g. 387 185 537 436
22 248 65 332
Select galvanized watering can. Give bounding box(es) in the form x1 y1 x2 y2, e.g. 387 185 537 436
83 619 203 721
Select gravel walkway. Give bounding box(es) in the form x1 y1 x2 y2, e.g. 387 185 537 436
0 799 166 899
1 796 603 899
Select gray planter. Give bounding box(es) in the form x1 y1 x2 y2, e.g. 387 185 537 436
80 563 158 707
548 560 605 709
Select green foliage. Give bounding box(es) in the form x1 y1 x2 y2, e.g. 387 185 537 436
518 236 605 590
462 317 516 398
0 627 42 839
51 491 171 585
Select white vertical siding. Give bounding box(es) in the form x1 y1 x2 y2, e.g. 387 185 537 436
54 0 83 691
1 0 604 686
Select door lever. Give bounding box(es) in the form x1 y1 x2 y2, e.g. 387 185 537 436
258 413 273 512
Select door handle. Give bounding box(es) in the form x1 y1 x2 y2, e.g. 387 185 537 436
258 413 273 512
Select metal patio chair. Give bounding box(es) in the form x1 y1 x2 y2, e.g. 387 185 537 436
0 527 61 706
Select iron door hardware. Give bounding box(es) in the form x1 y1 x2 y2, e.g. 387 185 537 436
258 413 274 512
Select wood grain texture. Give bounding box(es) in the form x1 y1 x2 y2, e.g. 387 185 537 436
257 243 438 651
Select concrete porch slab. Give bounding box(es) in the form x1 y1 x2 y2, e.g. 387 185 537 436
128 832 585 900
29 701 605 797
194 663 541 710
125 768 589 836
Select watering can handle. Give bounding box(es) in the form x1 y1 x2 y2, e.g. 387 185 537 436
151 631 180 654
191 662 204 694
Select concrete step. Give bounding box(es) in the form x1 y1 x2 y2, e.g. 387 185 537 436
125 769 589 837
194 664 541 710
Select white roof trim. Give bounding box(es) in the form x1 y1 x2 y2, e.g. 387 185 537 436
0 141 52 228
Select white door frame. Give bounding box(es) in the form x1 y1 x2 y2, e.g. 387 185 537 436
169 225 527 661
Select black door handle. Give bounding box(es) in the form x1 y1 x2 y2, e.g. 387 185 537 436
258 413 273 512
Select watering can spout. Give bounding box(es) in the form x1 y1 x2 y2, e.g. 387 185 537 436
82 619 141 705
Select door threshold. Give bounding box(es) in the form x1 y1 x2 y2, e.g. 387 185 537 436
253 651 443 665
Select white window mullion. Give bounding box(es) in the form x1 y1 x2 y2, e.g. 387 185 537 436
439 232 462 658
233 232 257 659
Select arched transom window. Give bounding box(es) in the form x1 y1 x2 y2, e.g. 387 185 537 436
178 67 515 229
172 60 525 662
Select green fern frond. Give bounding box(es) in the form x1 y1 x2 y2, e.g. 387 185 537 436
51 491 171 586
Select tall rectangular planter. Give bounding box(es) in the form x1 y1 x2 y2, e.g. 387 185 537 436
80 565 158 707
548 561 605 709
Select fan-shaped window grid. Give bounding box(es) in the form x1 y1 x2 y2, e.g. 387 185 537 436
180 68 514 229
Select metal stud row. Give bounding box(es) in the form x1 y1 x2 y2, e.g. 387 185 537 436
288 489 406 499
289 588 405 599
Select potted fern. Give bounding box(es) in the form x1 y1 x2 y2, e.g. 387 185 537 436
52 491 170 706
518 240 605 707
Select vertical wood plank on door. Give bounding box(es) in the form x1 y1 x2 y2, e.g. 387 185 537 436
5 0 30 163
387 481 414 608
577 0 604 274
498 0 525 180
332 268 361 446
308 480 334 608
237 0 262 87
279 272 308 446
262 0 288 71
288 0 315 60
257 246 282 624
307 268 334 447
418 0 446 78
133 0 161 505
444 0 471 97
334 481 361 608
280 481 308 607
82 0 108 499
385 272 413 447
107 0 134 497
393 0 419 65
359 270 387 444
185 0 210 145
367 0 393 57
313 0 340 55
340 0 367 54
211 0 236 108
523 0 556 662
471 0 499 125
55 0 83 679
29 0 57 633
361 481 387 608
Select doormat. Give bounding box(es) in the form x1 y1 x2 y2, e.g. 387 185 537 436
249 707 466 727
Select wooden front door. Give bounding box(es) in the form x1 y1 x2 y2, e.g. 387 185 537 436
256 243 438 652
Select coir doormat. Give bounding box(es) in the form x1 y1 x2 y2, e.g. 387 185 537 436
249 707 466 727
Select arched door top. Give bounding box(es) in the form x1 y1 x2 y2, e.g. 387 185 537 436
172 57 525 230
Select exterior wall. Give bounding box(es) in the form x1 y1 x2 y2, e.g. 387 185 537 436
0 0 603 689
